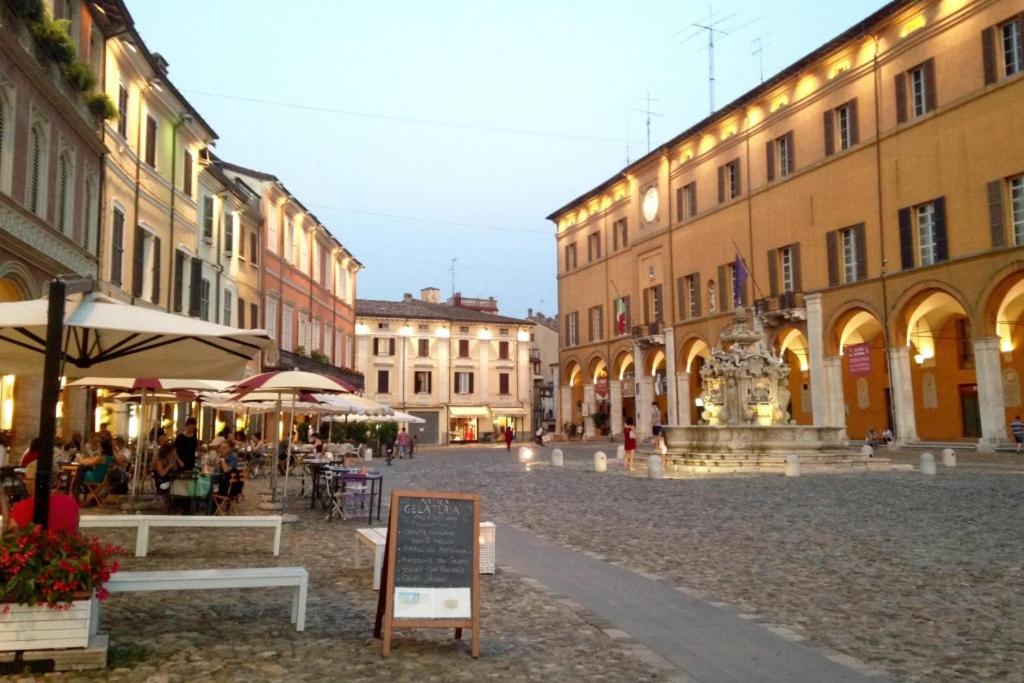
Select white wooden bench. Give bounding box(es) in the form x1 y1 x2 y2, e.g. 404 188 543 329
356 523 495 590
354 528 388 589
105 567 308 631
79 515 282 558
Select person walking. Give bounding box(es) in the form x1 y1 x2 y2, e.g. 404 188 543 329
504 425 514 452
623 416 637 472
1009 415 1024 453
651 402 663 439
396 427 412 459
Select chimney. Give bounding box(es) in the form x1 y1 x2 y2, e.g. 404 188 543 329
527 308 533 318
420 287 441 303
403 293 413 303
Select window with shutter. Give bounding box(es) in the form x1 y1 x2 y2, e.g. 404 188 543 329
222 290 232 326
499 373 510 395
117 84 128 138
57 152 71 235
917 202 938 266
895 72 908 124
250 233 259 265
151 236 161 304
826 231 839 287
988 180 1007 248
1009 176 1024 246
717 264 728 312
199 279 211 322
189 256 203 316
415 371 432 394
28 124 43 215
766 139 775 181
202 196 214 241
132 226 145 297
767 248 779 296
238 298 245 329
499 340 509 359
688 274 701 317
418 338 430 357
823 109 835 156
854 223 868 280
182 150 193 196
377 370 389 394
932 197 948 262
111 208 125 286
250 302 258 330
224 212 234 255
144 116 157 168
459 339 469 358
1002 19 1022 77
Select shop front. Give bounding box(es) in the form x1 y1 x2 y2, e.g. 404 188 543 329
491 407 528 441
449 406 490 443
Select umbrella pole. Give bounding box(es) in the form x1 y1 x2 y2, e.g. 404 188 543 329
269 395 282 504
282 391 297 512
129 390 148 512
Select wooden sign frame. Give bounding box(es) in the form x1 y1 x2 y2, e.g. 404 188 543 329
374 490 480 658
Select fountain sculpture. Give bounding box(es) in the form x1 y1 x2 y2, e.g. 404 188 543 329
661 307 890 472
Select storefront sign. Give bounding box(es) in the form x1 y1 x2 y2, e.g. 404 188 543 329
847 343 872 377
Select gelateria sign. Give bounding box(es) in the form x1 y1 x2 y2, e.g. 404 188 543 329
846 343 872 377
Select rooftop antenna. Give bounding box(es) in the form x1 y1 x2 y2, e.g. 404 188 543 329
679 4 761 114
752 35 770 84
632 92 663 153
450 257 457 298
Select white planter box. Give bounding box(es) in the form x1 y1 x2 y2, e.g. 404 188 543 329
0 597 94 651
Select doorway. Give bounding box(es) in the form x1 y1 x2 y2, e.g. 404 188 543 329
959 384 981 438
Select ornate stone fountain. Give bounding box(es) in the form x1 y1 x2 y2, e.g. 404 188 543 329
662 308 887 472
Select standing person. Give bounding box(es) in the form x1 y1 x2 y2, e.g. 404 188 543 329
396 427 412 459
175 417 200 471
623 416 637 472
651 402 663 440
503 425 514 452
1009 415 1024 453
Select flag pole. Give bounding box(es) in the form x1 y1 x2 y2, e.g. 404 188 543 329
730 239 765 304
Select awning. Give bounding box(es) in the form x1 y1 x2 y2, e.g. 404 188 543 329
491 407 528 416
449 406 490 418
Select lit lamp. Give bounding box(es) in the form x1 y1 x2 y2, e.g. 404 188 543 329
479 522 496 574
913 353 925 365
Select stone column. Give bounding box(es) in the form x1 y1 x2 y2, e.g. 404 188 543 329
609 379 623 436
637 375 654 438
664 327 678 426
62 386 90 440
804 293 829 427
559 383 572 438
551 364 561 432
12 377 42 452
675 372 691 426
973 336 1006 453
824 356 846 430
582 383 596 438
888 346 919 444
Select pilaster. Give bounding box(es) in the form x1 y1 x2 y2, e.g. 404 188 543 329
973 336 1006 453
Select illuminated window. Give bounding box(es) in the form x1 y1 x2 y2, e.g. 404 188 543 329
1003 20 1022 76
1010 175 1024 245
917 203 938 266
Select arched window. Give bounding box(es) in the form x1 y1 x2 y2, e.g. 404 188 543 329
57 150 73 236
28 123 45 216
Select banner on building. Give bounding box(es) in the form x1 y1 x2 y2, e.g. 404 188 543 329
614 298 627 336
846 343 872 377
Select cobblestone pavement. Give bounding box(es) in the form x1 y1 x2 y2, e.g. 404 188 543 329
28 460 672 683
385 443 1024 683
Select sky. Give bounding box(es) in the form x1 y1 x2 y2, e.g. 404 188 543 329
128 0 889 319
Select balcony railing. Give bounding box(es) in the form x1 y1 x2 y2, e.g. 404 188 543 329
631 322 664 338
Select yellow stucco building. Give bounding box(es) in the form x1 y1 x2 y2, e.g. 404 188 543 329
551 0 1024 450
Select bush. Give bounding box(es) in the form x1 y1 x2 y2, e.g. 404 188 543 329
310 350 330 364
30 17 76 66
62 60 96 92
5 0 44 21
85 92 118 121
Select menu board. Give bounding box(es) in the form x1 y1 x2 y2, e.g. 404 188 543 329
393 496 475 618
375 490 481 658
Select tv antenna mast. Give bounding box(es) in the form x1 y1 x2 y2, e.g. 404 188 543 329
752 35 770 84
450 257 457 298
677 5 761 114
632 92 663 153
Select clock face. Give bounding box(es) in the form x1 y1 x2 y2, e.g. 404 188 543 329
642 186 659 223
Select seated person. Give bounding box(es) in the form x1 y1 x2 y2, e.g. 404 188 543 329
152 443 183 491
77 438 114 500
111 436 132 494
20 437 42 467
4 492 80 533
80 432 102 458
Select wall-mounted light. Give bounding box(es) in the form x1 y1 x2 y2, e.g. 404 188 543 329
913 353 925 365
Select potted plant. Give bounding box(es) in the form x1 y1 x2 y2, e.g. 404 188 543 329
591 410 609 436
0 526 121 651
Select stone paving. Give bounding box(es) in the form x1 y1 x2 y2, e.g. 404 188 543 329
389 443 1024 683
15 444 1024 681
27 460 671 682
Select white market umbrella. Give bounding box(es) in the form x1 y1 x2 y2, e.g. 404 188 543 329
0 292 273 379
315 393 393 417
0 288 273 526
229 371 354 513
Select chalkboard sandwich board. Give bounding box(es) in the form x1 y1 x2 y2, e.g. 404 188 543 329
374 490 481 657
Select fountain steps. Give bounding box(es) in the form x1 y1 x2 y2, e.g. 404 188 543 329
664 453 906 474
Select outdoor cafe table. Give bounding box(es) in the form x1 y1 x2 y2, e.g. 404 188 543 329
314 464 382 523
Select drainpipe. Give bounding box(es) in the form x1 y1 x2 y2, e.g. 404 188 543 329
215 193 224 323
166 114 192 311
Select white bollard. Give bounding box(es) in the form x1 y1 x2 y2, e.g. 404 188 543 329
594 451 607 473
920 452 937 476
785 453 801 477
551 449 564 467
942 448 957 468
860 444 874 458
647 454 663 479
615 445 625 461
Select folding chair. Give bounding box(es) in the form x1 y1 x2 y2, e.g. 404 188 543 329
80 470 112 508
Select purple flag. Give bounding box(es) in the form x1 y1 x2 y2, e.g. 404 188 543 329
732 250 748 306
